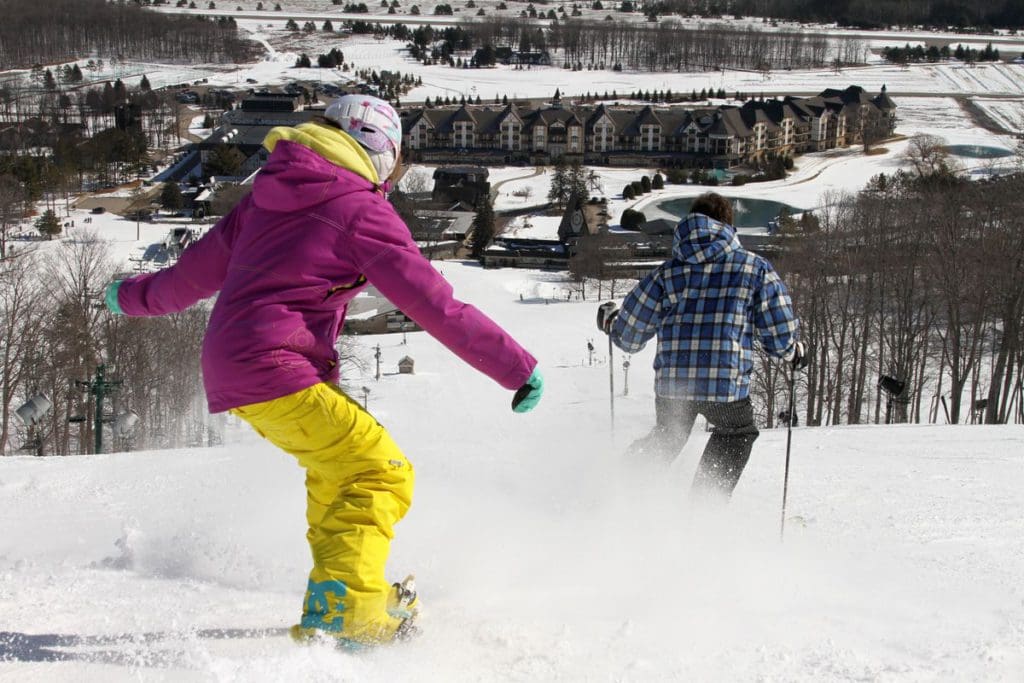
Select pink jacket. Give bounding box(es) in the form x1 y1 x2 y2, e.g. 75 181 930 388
116 141 537 412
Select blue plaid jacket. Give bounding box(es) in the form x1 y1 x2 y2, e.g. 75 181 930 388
610 213 798 402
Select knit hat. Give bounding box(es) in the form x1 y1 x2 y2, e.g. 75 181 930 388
324 95 402 182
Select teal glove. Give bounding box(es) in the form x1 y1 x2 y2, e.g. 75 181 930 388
105 281 124 315
512 367 544 413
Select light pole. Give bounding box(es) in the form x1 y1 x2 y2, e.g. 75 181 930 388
361 386 370 410
623 357 630 396
375 344 381 381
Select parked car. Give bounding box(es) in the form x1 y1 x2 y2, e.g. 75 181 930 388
90 206 106 214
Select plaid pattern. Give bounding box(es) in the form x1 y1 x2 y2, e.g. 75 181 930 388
610 214 798 402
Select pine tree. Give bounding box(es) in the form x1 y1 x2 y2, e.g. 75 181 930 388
35 209 61 240
470 196 495 259
161 182 184 211
548 157 568 206
140 74 151 91
566 161 588 203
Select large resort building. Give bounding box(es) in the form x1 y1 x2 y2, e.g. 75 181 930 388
192 85 895 178
401 86 896 168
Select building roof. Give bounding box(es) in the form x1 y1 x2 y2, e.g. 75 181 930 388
432 165 489 178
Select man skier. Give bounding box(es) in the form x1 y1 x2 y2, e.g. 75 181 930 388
597 192 806 498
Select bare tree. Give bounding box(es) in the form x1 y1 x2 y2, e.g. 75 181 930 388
0 175 26 260
399 168 431 195
903 134 955 178
0 249 44 453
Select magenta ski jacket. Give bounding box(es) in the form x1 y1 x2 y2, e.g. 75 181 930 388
115 141 537 412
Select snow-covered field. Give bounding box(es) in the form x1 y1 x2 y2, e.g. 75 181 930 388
2 262 1023 681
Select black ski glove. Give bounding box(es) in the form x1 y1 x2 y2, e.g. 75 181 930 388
596 302 619 335
789 341 810 371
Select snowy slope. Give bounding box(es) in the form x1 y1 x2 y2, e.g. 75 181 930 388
1 263 1023 682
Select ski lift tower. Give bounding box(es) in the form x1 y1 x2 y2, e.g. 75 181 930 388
73 364 123 454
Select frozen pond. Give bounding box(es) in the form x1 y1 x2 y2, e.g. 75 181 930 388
944 144 1014 158
654 195 806 228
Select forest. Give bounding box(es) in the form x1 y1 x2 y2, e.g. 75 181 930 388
0 0 257 70
659 0 1023 31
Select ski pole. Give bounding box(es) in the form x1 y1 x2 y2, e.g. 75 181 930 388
780 363 796 540
608 333 615 432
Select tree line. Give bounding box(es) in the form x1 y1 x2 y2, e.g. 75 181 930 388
655 0 1023 31
0 0 256 70
763 149 1024 427
0 238 212 456
0 233 369 456
470 16 867 71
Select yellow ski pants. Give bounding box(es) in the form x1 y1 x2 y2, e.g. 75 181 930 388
231 383 414 641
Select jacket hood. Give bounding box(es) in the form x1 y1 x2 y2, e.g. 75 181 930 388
672 213 741 264
252 122 381 212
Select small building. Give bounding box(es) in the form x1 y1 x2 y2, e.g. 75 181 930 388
398 357 415 374
240 91 304 113
431 166 491 208
343 288 423 335
407 208 475 259
481 238 569 269
558 196 610 242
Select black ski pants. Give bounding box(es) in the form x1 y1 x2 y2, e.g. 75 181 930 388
629 396 759 497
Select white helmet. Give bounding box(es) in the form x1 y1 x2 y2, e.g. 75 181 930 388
324 94 402 182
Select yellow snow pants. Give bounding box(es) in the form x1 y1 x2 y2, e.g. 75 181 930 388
230 383 414 643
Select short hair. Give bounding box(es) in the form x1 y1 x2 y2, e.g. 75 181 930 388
689 192 733 225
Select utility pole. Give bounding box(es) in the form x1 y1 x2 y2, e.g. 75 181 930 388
608 335 615 431
74 364 122 454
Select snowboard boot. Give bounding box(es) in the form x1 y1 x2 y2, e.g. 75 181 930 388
387 575 420 641
289 575 420 650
